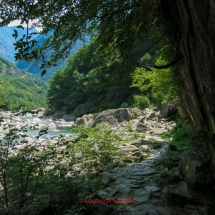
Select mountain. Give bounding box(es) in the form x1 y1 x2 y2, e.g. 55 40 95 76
0 56 48 110
16 34 90 80
0 26 38 63
0 26 90 80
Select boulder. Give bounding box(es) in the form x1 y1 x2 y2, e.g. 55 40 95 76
168 174 183 184
88 108 142 127
119 145 139 152
132 122 148 132
43 109 55 116
37 107 46 112
61 114 77 121
159 101 177 118
32 117 42 124
39 124 47 130
47 123 57 131
166 181 196 206
24 137 34 145
94 204 113 215
129 138 147 147
74 102 94 117
179 157 214 188
53 110 67 119
75 114 94 125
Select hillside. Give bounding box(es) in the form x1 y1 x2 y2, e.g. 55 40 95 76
16 34 90 80
0 56 48 110
0 26 90 80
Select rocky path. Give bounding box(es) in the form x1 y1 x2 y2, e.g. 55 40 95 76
95 137 175 215
1 106 215 215
73 107 215 215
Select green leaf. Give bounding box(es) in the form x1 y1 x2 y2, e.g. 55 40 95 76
41 70 47 77
17 25 24 30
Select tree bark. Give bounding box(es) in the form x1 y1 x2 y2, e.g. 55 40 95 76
176 0 215 172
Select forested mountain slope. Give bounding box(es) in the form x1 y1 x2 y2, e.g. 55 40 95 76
16 33 90 80
47 39 177 113
0 56 48 110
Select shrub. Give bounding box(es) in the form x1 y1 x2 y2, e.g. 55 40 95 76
120 102 130 108
172 118 205 149
65 125 122 171
133 95 150 110
0 119 122 214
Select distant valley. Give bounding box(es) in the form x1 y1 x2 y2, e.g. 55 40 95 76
0 26 90 80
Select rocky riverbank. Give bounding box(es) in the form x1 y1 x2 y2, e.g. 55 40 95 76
0 106 214 215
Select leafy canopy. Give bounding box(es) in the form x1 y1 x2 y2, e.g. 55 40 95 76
0 0 179 74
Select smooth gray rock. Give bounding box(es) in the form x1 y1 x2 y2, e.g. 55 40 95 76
115 184 130 194
131 167 156 176
168 174 183 184
129 138 146 147
154 207 172 215
127 175 144 180
97 190 107 199
75 114 94 125
47 122 57 131
132 122 148 132
179 157 213 188
140 145 152 152
145 185 160 192
134 190 151 203
159 101 177 118
119 145 139 152
90 108 142 127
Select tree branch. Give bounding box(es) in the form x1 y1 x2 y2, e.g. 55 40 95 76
154 54 182 69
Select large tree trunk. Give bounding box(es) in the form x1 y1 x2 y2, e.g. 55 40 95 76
175 0 215 172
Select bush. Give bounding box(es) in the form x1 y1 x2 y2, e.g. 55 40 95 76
0 120 122 214
65 125 122 171
133 95 150 110
120 102 130 108
172 118 205 149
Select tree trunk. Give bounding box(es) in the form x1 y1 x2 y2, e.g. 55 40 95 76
175 0 215 172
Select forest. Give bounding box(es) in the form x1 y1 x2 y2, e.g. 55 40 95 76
0 56 47 110
47 40 178 112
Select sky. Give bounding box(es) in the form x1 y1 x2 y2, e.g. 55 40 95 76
8 20 42 31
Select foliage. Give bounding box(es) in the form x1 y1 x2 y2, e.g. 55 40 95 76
0 1 180 112
172 118 205 149
131 46 179 108
0 119 123 214
65 125 122 171
0 0 179 76
159 131 172 140
133 95 150 110
0 56 48 110
120 102 131 108
47 40 147 112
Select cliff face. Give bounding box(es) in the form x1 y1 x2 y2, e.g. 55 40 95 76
176 0 215 171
